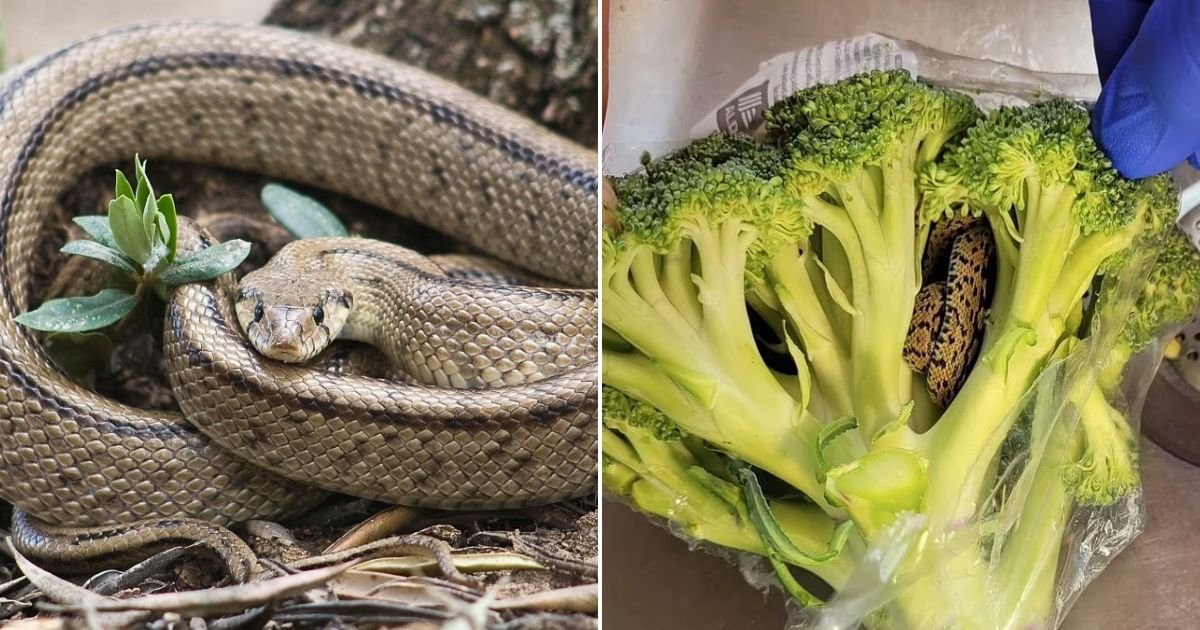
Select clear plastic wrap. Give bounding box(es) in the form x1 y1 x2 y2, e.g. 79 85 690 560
808 248 1158 629
602 33 1199 629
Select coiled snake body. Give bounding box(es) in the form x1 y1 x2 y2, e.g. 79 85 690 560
0 22 597 565
903 216 995 407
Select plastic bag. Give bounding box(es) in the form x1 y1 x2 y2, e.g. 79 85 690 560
602 33 1198 629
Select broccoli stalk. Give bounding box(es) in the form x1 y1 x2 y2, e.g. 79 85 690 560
945 227 1196 630
899 334 1091 629
985 223 1199 628
601 386 753 553
1070 224 1200 505
756 245 856 419
992 401 1079 628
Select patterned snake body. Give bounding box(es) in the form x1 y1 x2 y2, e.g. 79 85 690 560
0 21 598 554
168 227 597 509
234 237 596 385
903 216 995 407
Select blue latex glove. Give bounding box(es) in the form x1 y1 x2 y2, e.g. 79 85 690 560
1090 0 1200 178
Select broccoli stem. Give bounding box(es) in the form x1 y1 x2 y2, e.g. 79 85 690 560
603 350 829 508
837 166 919 439
661 243 702 327
820 227 856 343
898 429 1072 629
893 558 987 629
1097 343 1132 394
1047 229 1139 321
980 217 1018 354
895 364 1078 630
746 286 790 355
924 314 1063 530
768 250 853 416
603 351 721 437
851 244 915 439
602 437 858 588
1004 182 1079 330
605 261 700 373
992 409 1077 628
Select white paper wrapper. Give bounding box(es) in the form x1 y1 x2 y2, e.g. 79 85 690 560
606 33 1099 172
688 35 920 139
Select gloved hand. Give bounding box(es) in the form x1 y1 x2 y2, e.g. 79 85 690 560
1090 0 1200 179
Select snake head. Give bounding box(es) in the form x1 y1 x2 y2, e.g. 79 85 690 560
234 271 353 363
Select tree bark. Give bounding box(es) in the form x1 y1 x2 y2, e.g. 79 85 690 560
265 0 598 148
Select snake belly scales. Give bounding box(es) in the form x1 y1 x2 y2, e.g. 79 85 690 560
0 22 598 565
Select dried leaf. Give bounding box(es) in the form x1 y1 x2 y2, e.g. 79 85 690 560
353 551 544 576
492 584 597 613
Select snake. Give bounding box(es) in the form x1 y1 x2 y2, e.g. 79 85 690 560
903 215 995 408
0 21 598 576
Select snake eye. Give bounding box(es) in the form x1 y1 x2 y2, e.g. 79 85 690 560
253 303 264 323
313 305 325 325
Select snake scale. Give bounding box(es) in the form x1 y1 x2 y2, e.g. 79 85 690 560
903 215 995 408
0 21 597 568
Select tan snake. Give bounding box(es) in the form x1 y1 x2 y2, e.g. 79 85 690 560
0 21 597 573
903 216 995 408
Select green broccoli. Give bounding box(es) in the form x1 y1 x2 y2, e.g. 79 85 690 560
918 100 1177 532
603 133 831 504
980 221 1198 625
602 72 1195 629
600 387 856 590
763 70 981 441
1067 223 1200 506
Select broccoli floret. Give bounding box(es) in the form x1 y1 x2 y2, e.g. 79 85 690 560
923 100 1166 339
1102 223 1200 373
603 383 685 441
613 133 809 285
764 70 980 439
1064 222 1200 506
1065 382 1139 506
919 101 1169 524
603 133 828 504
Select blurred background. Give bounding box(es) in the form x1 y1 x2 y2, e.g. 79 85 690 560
604 1 1200 629
0 1 272 65
0 0 597 146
